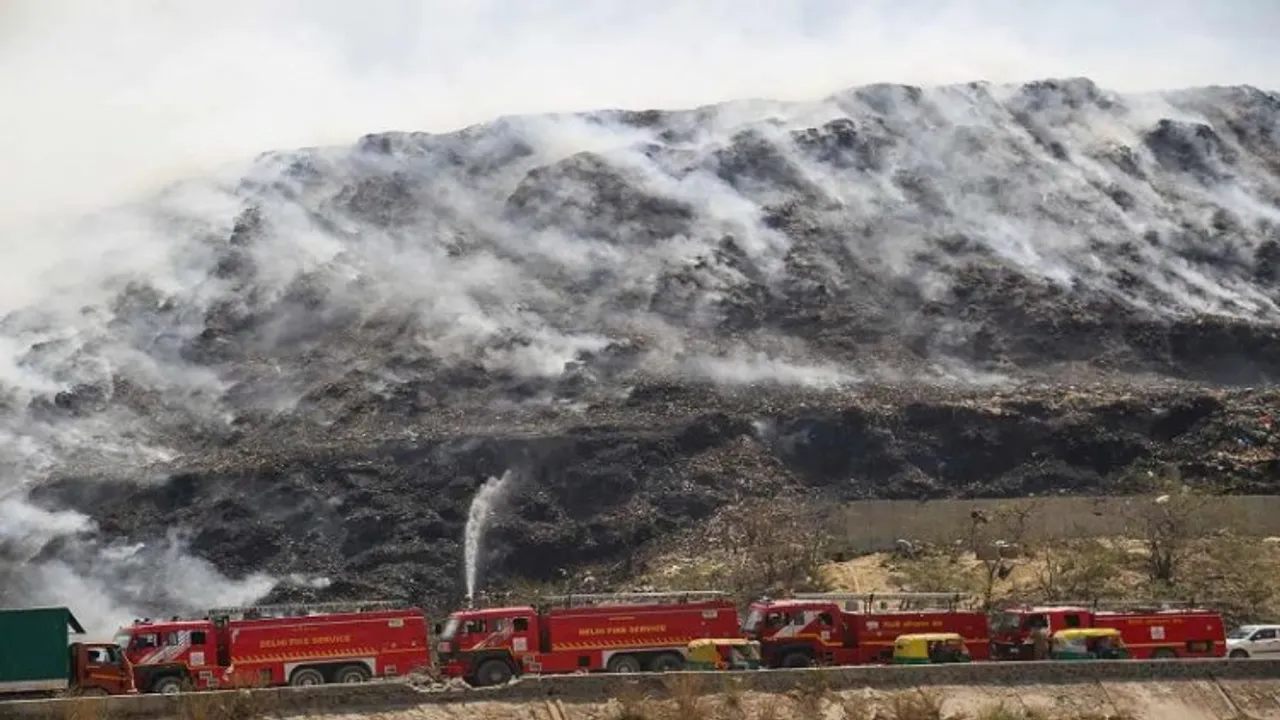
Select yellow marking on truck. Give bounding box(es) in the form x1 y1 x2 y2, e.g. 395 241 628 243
236 647 378 663
551 636 691 651
577 624 668 637
259 635 353 648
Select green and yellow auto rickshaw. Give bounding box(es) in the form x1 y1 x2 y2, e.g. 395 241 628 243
686 638 762 671
892 633 972 665
1050 628 1129 660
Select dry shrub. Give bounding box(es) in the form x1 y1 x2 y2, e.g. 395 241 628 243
753 696 788 720
59 695 110 720
788 672 831 720
663 673 707 718
839 692 879 720
173 689 270 720
883 690 952 720
974 705 1049 720
718 676 747 714
611 684 656 720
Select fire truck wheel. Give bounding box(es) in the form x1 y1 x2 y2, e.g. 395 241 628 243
649 653 685 672
151 677 184 695
334 665 371 683
289 668 326 687
474 660 513 687
1150 648 1178 660
780 651 812 668
606 655 642 673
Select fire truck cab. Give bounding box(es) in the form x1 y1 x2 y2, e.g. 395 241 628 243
115 601 430 693
741 592 990 668
991 602 1226 660
438 591 739 687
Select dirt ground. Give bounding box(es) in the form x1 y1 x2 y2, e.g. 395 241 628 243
302 681 1280 719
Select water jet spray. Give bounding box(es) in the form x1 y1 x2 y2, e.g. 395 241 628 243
463 470 513 602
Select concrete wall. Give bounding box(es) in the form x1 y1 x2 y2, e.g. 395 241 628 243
827 494 1280 555
4 660 1280 719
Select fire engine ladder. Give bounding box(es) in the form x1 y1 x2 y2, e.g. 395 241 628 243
1034 599 1212 613
204 600 405 620
791 592 978 612
541 591 729 608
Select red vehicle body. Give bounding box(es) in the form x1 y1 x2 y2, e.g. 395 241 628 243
437 591 740 687
114 601 431 693
991 603 1228 660
742 593 991 667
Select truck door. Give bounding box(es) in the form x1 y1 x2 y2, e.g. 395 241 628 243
76 645 131 695
182 628 219 688
510 616 535 669
839 612 857 649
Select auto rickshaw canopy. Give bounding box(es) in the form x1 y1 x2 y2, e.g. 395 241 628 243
892 632 970 664
686 638 761 670
1050 627 1128 660
1052 628 1124 642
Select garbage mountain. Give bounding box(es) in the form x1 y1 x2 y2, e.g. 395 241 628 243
4 77 1280 621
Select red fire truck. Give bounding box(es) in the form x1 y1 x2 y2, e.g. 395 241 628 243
741 592 991 668
114 601 432 693
990 601 1228 660
437 591 741 687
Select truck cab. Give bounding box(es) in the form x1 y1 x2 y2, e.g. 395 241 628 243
744 592 980 668
116 618 222 693
70 642 135 695
437 606 538 687
993 602 1225 660
991 605 1092 660
742 597 854 668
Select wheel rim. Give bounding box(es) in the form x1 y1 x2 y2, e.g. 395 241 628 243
160 683 179 694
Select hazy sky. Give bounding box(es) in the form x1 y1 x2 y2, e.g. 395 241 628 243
1 0 1277 225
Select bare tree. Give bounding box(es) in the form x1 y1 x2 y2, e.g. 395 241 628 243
895 500 1039 608
967 501 1038 608
1034 538 1128 603
1180 532 1277 625
1120 465 1225 586
717 496 833 601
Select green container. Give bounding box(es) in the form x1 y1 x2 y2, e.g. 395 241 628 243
0 607 86 693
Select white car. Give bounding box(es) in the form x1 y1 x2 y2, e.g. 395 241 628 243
1226 625 1280 658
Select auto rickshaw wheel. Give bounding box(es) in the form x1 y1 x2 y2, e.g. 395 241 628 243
649 653 685 672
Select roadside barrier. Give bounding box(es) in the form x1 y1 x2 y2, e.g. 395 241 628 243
2 658 1279 719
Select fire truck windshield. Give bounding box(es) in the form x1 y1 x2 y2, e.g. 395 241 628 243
992 612 1022 632
440 616 461 640
113 631 132 649
742 609 763 633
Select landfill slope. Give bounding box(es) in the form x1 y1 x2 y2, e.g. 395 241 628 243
2 78 1279 619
